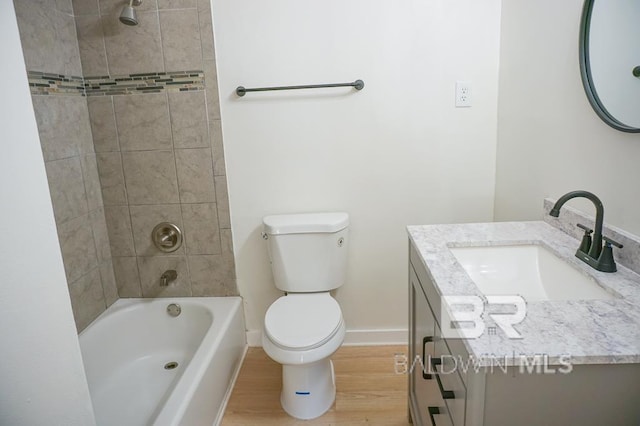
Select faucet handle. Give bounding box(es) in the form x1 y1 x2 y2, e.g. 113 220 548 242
603 236 623 249
596 237 622 273
577 223 593 234
576 223 593 254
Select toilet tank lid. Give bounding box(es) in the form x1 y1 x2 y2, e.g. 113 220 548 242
263 212 349 235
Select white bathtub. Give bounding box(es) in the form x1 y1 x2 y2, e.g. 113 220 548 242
79 297 246 426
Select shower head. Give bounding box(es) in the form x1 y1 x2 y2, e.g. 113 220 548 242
119 0 142 26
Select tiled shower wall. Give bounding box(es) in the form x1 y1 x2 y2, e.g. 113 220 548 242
14 0 237 331
75 0 237 298
14 0 118 331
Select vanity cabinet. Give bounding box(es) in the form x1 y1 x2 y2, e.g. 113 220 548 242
408 242 640 426
409 266 453 426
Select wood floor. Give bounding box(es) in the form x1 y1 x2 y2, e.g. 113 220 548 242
221 345 410 425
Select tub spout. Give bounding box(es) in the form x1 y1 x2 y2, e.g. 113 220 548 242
160 269 178 287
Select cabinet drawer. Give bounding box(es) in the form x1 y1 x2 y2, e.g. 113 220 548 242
434 323 466 426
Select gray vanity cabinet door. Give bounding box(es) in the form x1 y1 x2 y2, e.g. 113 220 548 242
409 266 453 426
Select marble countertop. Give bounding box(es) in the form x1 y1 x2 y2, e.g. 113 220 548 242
407 221 640 366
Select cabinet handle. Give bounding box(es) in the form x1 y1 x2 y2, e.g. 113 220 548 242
422 336 433 379
428 406 440 426
431 358 455 399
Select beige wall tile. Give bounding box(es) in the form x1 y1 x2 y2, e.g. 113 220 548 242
209 119 226 176
175 148 216 203
96 152 127 205
73 0 99 16
55 10 83 76
196 0 210 13
188 254 237 296
32 96 92 161
158 0 196 9
113 93 172 151
138 256 191 297
159 9 202 71
17 0 236 309
89 207 111 262
197 1 215 61
214 175 230 229
99 0 158 16
203 59 221 121
46 157 88 224
122 150 180 204
57 214 99 283
220 228 234 257
168 91 209 148
104 205 136 256
87 96 119 152
102 11 164 75
99 259 119 307
14 0 59 73
129 204 184 256
56 0 74 15
81 154 104 211
68 268 106 332
182 203 220 255
32 97 75 161
112 256 142 297
76 15 109 77
76 99 96 156
15 6 81 75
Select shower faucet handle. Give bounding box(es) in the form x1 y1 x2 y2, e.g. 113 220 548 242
152 222 183 253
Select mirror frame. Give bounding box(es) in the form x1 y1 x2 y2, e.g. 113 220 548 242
579 0 640 133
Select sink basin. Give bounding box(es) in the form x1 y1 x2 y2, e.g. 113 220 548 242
449 244 615 302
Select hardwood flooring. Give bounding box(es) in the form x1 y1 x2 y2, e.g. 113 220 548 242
221 345 410 425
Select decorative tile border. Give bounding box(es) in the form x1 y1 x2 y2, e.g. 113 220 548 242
85 71 205 96
28 70 205 96
28 71 85 96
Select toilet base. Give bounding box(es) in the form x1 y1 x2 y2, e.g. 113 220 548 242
280 359 336 420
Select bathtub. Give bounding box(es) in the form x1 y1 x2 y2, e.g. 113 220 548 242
79 297 246 426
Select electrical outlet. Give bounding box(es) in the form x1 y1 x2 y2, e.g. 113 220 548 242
455 81 472 107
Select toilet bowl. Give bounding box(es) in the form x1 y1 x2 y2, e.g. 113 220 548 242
261 212 349 419
262 293 346 419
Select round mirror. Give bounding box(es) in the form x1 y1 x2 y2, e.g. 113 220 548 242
580 0 640 132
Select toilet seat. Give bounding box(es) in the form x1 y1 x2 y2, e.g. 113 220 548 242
265 293 343 351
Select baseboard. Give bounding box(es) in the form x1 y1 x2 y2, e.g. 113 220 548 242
246 330 262 347
245 329 407 347
343 329 408 346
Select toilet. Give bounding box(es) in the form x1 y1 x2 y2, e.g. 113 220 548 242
261 212 349 420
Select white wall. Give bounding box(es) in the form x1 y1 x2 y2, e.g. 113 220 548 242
0 4 95 425
212 0 502 338
494 0 640 234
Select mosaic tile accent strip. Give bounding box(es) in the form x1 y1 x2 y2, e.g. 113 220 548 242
84 71 205 96
28 71 85 96
28 70 205 96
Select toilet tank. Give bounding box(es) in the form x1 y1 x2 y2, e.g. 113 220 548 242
263 212 349 293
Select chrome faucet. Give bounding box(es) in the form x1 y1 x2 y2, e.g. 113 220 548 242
549 190 622 272
160 269 178 287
